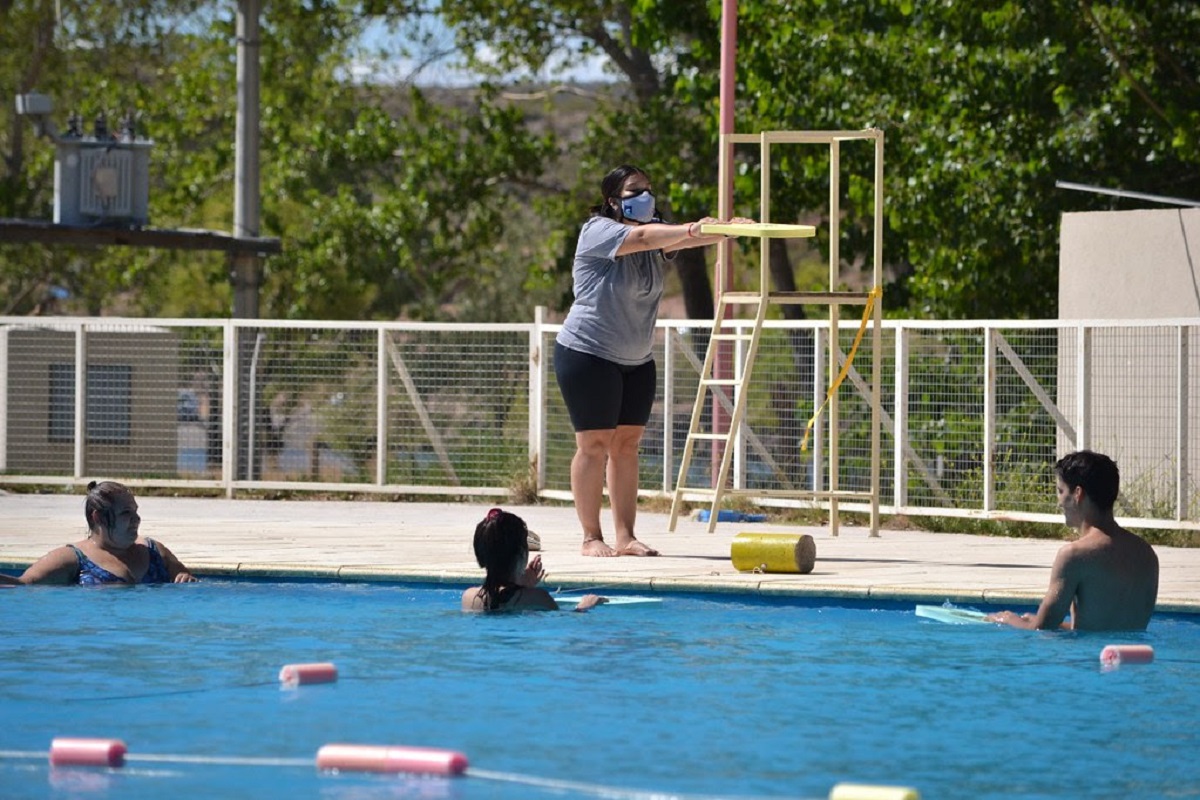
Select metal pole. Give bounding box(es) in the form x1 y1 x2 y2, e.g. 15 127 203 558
233 0 262 320
234 0 263 483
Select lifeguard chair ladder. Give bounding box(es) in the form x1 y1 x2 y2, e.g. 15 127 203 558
667 129 885 537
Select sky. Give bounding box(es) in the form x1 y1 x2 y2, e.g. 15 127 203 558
351 16 614 87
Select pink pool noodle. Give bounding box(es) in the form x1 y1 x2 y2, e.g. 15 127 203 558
279 662 338 687
49 738 127 768
316 744 468 775
1100 644 1154 667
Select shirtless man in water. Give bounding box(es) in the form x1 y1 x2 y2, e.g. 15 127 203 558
989 450 1159 632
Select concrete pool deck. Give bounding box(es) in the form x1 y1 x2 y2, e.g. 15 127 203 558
2 491 1198 612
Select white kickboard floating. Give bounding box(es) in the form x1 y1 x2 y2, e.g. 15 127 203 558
915 604 992 625
554 595 662 606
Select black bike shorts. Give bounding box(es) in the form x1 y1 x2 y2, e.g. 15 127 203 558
554 342 656 432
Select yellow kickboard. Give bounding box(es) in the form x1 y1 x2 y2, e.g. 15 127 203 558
700 222 816 238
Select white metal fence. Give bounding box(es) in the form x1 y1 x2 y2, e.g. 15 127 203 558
1 314 1196 530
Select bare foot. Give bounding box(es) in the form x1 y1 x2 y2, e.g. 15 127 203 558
582 537 619 557
617 539 660 557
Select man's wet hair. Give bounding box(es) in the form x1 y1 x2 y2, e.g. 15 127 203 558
1055 450 1120 510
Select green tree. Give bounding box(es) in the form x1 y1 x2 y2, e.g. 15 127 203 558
399 0 1199 320
392 0 729 318
717 0 1200 319
2 0 559 321
1 0 210 313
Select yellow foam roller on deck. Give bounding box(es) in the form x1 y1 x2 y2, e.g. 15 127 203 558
730 532 816 574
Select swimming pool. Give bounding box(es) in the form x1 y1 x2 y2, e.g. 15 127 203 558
2 581 1198 799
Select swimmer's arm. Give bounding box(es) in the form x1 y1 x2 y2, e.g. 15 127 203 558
570 594 608 612
155 540 198 583
988 547 1077 630
12 547 80 585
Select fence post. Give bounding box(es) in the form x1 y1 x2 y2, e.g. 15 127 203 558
733 321 745 491
983 326 996 512
73 323 86 479
1178 324 1191 521
894 324 908 510
1077 325 1091 452
222 321 236 497
663 325 675 495
376 327 388 486
531 306 546 493
812 327 826 494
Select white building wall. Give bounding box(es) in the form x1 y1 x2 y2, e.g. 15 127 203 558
1060 208 1200 320
1058 208 1200 520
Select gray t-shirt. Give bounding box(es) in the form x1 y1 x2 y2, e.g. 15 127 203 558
556 216 665 366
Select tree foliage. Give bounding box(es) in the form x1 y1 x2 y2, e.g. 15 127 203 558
418 0 1200 320
1 0 556 320
689 0 1200 318
2 1 1197 321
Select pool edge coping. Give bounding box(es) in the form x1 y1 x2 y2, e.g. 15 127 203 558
4 558 1198 614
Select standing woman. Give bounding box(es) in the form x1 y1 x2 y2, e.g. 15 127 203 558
555 164 748 557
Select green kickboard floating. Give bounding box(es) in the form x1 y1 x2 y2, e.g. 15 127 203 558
554 595 662 606
915 604 991 625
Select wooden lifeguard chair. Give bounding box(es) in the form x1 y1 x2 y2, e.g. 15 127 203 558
667 129 885 537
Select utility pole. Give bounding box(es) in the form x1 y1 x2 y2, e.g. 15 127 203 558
232 0 262 320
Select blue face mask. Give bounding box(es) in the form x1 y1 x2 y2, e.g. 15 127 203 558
619 190 656 223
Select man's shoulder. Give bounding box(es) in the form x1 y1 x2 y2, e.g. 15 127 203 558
1054 531 1109 569
1064 526 1157 563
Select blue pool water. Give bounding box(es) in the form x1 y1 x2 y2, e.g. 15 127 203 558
2 581 1199 799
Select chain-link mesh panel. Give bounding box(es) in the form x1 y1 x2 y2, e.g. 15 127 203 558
660 325 711 491
1091 326 1185 520
542 332 575 495
2 326 76 475
231 326 376 483
729 325 818 492
175 327 225 478
384 329 530 489
1189 326 1200 523
902 328 985 509
824 322 894 497
992 328 1059 514
0 322 225 480
640 331 671 491
3 317 1196 525
85 325 183 479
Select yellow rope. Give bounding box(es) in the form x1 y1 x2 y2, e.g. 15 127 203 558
801 286 883 452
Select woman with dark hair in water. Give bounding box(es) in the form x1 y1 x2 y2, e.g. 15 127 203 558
461 508 603 612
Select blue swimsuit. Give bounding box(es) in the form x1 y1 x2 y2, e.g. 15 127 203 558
69 540 170 586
